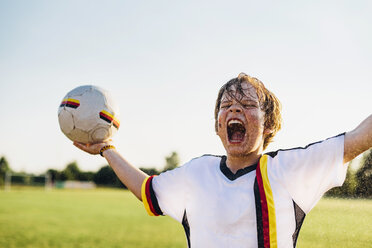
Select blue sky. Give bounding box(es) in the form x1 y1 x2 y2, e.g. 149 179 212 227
0 0 371 174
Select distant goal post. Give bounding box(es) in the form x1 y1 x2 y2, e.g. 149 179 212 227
4 171 52 191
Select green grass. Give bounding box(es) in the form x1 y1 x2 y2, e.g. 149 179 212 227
0 188 371 248
0 188 185 248
298 198 372 248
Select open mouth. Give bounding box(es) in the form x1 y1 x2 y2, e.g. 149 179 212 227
227 119 246 143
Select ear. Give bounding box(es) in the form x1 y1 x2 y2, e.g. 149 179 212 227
264 128 273 135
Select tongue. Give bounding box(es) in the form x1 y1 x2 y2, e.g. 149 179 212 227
231 131 244 142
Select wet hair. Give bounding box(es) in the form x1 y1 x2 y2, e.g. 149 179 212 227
214 73 282 150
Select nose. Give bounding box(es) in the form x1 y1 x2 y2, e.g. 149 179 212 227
229 103 242 113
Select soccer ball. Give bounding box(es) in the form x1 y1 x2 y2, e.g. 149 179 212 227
58 85 120 144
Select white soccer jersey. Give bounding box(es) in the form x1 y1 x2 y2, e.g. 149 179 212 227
141 134 347 248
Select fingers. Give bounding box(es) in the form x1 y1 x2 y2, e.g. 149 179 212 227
73 141 114 155
73 141 86 151
73 141 82 148
73 141 86 150
73 141 96 154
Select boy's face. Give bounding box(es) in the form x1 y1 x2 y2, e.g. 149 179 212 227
217 82 266 157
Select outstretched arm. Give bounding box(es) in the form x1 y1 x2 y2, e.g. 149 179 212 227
74 142 147 201
344 114 372 163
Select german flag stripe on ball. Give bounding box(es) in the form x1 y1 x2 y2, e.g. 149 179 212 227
60 98 80 108
99 110 120 129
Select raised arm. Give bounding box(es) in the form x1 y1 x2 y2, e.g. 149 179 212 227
73 142 147 201
344 114 372 163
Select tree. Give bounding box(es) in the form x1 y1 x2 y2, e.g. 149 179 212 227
78 171 95 181
0 156 11 185
326 165 356 198
355 149 372 198
93 165 126 188
163 151 180 172
140 167 159 176
63 161 81 180
47 169 60 183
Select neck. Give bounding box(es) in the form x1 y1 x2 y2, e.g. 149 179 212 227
226 152 262 174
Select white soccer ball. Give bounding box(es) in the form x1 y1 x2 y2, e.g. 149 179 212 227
58 85 120 144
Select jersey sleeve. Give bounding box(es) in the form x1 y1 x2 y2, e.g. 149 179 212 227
268 134 347 214
141 164 189 223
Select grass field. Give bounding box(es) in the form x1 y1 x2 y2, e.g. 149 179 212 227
0 188 371 248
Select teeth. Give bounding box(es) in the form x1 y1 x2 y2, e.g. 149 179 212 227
228 119 243 126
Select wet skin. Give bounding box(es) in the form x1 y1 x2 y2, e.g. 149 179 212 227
217 82 270 173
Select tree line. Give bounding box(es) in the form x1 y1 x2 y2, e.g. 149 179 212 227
0 151 180 189
1 150 371 197
326 149 372 198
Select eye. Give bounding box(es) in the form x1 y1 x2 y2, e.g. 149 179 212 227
242 104 257 108
220 102 231 109
241 101 258 109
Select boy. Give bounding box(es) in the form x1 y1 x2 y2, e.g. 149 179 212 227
74 73 372 248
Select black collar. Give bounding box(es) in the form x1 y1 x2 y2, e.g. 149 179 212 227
220 155 257 181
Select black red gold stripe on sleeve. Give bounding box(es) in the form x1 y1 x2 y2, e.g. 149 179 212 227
255 155 277 248
99 110 120 129
60 98 80 108
141 176 163 216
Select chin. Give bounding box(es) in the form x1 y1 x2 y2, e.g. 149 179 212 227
225 145 249 156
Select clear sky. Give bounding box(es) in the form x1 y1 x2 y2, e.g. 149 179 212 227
0 0 371 174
